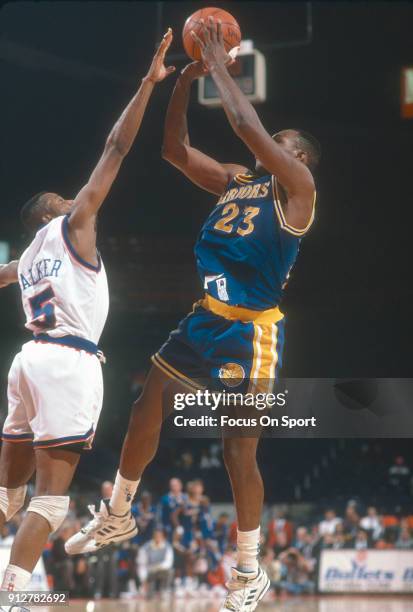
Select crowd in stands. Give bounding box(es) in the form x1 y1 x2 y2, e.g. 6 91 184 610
1 457 413 601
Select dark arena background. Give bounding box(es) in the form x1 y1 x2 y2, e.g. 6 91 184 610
1 2 413 610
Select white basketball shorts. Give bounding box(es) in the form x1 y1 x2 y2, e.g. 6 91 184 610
2 340 103 449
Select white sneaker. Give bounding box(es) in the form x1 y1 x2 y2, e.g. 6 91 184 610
64 499 137 554
220 567 270 611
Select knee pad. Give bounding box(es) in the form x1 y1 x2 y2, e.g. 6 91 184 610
0 485 27 521
27 495 70 533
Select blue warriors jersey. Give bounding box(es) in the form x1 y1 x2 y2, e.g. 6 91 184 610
195 172 315 310
153 172 315 393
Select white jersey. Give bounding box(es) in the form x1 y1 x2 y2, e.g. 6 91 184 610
18 215 109 344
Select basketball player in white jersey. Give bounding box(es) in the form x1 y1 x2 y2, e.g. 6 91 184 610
0 30 174 601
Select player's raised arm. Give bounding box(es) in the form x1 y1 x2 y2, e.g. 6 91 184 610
68 29 176 264
162 61 247 196
0 261 18 288
192 19 315 229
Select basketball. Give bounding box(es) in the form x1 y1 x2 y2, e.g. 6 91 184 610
182 7 241 61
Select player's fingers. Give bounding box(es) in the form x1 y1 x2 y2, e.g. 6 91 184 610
166 66 176 75
217 19 223 43
208 16 217 42
199 19 211 43
190 30 205 50
158 27 173 54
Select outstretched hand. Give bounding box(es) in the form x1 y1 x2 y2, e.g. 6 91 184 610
146 28 176 83
181 61 208 80
190 17 234 72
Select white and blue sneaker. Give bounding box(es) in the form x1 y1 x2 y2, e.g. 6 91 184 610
64 499 137 555
220 567 270 611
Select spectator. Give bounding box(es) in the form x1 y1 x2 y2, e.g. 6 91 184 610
318 509 342 536
293 527 308 552
343 504 360 539
93 545 119 599
101 480 114 500
278 548 315 595
260 547 282 593
268 510 294 548
353 528 369 550
174 480 206 550
192 543 210 587
199 495 214 541
172 525 188 588
137 529 174 599
320 533 335 550
272 530 289 556
132 491 157 545
211 513 231 556
50 522 76 592
332 533 346 550
160 478 186 539
360 506 383 541
396 526 413 549
388 456 411 496
332 522 350 549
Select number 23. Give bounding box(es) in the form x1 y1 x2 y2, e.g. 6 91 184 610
214 203 260 236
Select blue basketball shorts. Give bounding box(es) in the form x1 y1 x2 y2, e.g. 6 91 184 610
152 294 285 394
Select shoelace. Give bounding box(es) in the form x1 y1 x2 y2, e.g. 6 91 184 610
82 504 106 534
224 581 249 610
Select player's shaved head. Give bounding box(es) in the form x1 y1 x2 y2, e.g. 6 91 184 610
21 191 72 232
273 129 321 173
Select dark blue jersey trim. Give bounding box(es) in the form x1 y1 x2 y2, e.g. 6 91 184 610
62 215 102 272
34 333 99 356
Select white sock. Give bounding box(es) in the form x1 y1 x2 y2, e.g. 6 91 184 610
237 526 260 574
1 563 31 591
109 471 140 516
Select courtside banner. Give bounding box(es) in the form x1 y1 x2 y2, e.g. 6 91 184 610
319 549 413 593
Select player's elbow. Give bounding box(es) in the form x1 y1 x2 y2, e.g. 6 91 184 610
161 143 174 161
162 142 184 165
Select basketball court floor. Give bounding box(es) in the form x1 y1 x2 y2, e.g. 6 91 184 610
33 596 413 611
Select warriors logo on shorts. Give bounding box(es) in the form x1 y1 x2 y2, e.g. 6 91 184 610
218 362 245 388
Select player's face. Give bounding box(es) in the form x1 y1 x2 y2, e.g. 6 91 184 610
44 193 74 221
53 194 74 217
38 193 73 228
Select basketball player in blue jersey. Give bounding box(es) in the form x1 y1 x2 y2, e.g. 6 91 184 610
0 31 174 607
66 19 320 612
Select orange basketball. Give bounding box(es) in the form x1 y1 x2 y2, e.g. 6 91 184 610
183 7 241 61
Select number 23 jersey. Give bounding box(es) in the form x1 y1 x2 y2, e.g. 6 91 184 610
18 215 109 344
194 172 316 311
